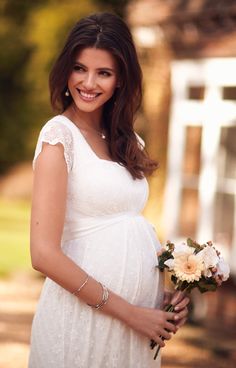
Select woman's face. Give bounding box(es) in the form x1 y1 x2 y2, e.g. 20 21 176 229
67 47 119 114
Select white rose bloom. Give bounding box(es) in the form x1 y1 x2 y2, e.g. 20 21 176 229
164 258 175 270
216 257 230 281
203 268 212 278
174 243 194 256
198 245 219 269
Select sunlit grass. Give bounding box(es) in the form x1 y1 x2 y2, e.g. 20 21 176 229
0 198 31 277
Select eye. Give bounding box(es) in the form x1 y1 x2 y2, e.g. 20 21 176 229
73 64 85 72
99 70 112 77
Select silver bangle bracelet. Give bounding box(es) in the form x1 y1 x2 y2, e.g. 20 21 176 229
87 283 109 310
72 275 89 296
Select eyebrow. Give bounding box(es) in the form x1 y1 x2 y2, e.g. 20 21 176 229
74 61 115 72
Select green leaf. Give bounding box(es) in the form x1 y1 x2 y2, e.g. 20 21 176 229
171 274 178 285
197 277 218 293
187 238 203 253
184 283 197 293
157 251 173 272
166 241 175 252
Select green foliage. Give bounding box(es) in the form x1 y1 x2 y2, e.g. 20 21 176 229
171 274 218 293
0 1 38 173
187 237 203 253
157 250 173 272
0 0 97 173
94 0 129 17
171 274 177 285
198 277 218 293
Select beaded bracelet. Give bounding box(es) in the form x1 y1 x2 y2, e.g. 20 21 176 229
72 275 89 296
87 283 109 310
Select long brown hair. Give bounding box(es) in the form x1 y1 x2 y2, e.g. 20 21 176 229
49 12 158 179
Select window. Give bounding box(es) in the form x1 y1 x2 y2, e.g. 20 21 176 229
223 87 236 100
188 86 205 100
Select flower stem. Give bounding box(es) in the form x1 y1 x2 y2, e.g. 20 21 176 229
151 303 175 360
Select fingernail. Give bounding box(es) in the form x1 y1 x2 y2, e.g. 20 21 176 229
174 306 180 311
174 315 179 321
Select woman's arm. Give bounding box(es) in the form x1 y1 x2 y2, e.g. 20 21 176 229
31 142 179 346
31 141 128 313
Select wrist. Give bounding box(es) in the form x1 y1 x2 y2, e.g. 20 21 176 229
120 301 134 325
101 290 134 325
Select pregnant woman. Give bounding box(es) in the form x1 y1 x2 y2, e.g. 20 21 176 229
29 12 189 368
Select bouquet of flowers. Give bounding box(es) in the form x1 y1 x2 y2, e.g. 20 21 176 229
151 238 230 359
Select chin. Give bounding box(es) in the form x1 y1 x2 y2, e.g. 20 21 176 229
73 98 111 113
73 103 102 114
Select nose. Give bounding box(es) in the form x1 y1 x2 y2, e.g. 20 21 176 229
82 72 97 90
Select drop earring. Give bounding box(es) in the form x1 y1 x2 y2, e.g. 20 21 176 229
65 89 70 97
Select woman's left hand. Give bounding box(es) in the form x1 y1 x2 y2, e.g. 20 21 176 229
163 290 190 328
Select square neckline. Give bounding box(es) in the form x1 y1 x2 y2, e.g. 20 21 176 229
58 114 124 167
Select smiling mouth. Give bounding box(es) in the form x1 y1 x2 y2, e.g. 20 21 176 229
76 89 102 100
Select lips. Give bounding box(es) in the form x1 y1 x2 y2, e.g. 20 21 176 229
76 88 101 101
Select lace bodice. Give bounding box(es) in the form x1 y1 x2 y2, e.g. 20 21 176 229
32 115 149 241
32 116 145 174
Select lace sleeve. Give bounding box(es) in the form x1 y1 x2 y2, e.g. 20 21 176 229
32 121 74 173
135 132 145 151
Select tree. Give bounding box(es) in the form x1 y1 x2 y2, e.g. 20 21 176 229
0 0 46 173
0 0 97 173
94 0 129 17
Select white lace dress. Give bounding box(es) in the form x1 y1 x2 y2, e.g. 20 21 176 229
28 115 164 368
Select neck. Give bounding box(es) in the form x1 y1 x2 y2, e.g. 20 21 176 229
69 103 103 131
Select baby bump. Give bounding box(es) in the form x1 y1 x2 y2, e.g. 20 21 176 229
62 216 162 306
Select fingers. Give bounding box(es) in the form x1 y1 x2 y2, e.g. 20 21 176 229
163 290 172 306
175 317 187 328
175 306 188 320
174 296 190 311
153 336 165 347
165 321 177 333
170 290 187 306
173 306 188 328
160 328 172 340
165 311 178 321
150 333 166 348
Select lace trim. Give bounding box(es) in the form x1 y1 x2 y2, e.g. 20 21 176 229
32 121 74 173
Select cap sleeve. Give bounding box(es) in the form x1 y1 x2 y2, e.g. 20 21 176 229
135 132 145 151
32 120 74 173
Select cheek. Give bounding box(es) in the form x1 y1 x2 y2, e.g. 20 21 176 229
103 78 117 95
68 72 80 87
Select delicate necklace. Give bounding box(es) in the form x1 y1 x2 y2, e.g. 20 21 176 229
71 106 106 140
83 127 106 140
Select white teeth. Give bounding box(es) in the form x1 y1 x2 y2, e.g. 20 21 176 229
79 90 99 99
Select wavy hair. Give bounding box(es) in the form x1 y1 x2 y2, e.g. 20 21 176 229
49 12 158 179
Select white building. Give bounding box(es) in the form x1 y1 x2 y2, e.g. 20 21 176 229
163 58 236 274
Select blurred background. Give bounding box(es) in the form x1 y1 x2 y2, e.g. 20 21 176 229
0 0 235 367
